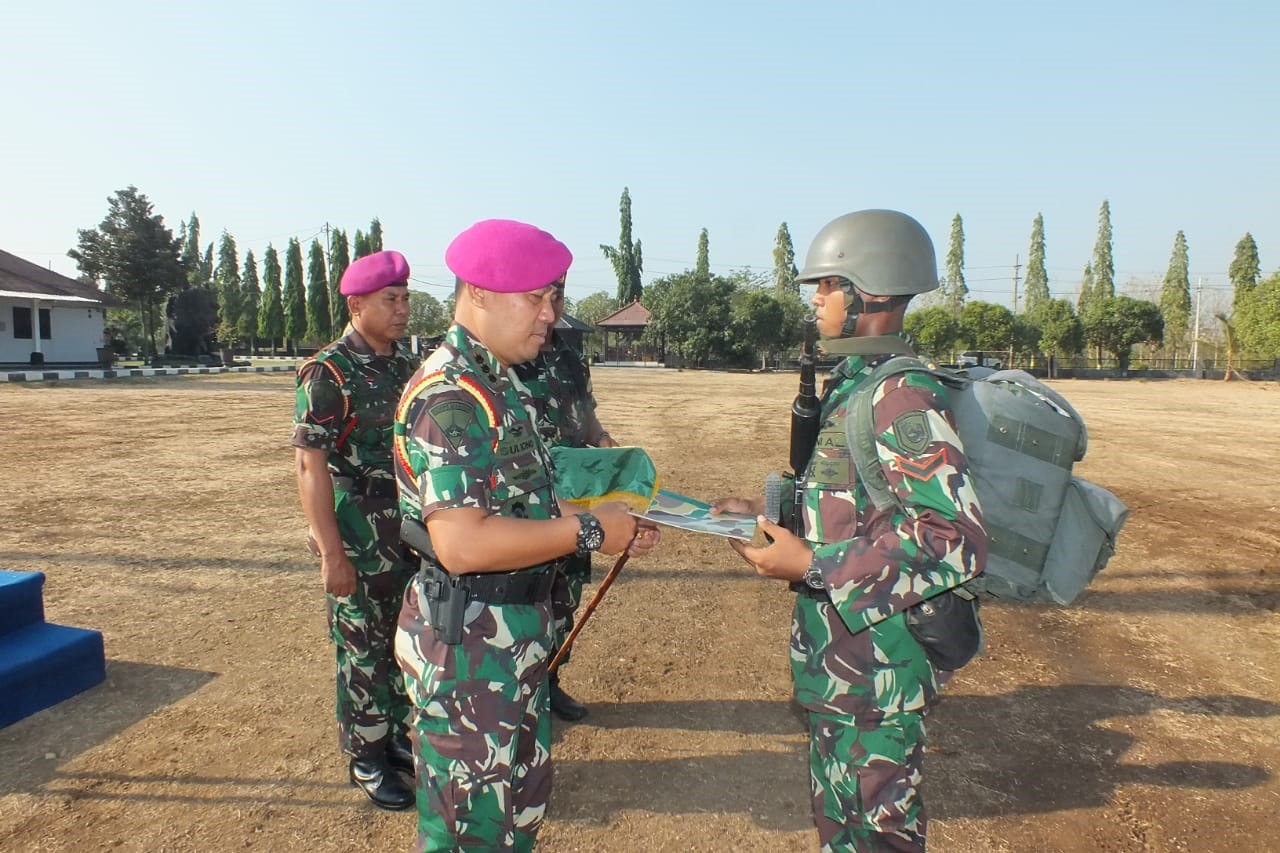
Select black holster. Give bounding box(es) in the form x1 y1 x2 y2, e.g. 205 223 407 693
905 586 983 671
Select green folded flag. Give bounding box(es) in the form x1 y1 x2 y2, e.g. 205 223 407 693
550 446 660 514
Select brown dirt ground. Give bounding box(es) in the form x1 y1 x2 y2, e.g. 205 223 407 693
1 370 1278 853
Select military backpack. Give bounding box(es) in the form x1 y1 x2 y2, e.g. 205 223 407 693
849 357 1129 605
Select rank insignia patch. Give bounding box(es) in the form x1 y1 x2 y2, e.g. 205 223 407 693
428 400 477 449
892 411 933 455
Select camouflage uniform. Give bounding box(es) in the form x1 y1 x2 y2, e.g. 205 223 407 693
292 327 416 760
514 332 600 667
394 324 561 852
792 346 986 852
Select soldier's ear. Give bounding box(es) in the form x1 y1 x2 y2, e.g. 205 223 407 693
465 283 487 307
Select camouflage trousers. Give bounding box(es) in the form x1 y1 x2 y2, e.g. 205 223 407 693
328 494 414 759
550 553 592 668
807 709 928 852
395 579 554 853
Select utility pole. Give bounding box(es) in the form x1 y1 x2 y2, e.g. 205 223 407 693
1012 253 1021 313
1190 277 1203 372
323 222 332 270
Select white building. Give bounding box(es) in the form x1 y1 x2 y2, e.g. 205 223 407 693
0 249 112 366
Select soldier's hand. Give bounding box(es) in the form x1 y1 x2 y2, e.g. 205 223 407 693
592 501 639 555
727 516 812 582
627 519 661 557
320 553 358 597
709 495 764 517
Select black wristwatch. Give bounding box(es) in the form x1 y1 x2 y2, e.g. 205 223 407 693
802 565 825 590
575 512 605 556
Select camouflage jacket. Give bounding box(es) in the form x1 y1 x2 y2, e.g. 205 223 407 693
292 326 415 486
514 332 600 448
394 324 560 539
792 348 986 719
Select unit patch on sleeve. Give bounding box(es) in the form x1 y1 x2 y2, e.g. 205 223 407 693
891 411 933 455
428 400 478 449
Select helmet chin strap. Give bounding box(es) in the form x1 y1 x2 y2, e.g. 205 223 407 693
825 287 896 339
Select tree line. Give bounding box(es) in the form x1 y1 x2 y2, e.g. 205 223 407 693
593 190 1279 372
70 186 450 358
71 186 1279 371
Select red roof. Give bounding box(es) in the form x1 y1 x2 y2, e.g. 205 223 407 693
596 300 650 328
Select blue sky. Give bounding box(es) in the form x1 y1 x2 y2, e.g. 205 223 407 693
3 1 1275 314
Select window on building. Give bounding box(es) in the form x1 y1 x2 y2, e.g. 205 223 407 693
12 307 52 340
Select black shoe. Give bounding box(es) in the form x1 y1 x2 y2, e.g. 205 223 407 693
349 757 415 811
550 677 588 722
386 737 415 776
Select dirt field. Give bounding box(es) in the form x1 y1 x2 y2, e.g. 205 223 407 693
1 369 1277 852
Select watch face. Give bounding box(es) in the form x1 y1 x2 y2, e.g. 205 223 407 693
577 513 605 554
804 568 825 590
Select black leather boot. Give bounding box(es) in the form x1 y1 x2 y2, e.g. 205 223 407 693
549 674 588 722
386 736 415 776
349 756 415 810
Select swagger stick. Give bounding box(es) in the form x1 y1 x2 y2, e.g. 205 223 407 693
548 551 630 675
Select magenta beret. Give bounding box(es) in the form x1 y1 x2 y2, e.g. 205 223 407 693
445 219 573 293
339 250 410 296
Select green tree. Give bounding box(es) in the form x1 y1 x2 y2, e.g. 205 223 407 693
1092 199 1115 299
695 228 710 280
644 270 734 365
368 218 383 253
600 187 644 303
945 214 967 316
258 245 285 354
1083 295 1163 372
68 186 184 358
572 290 619 357
730 288 786 369
903 306 960 361
328 229 351 331
181 213 205 288
1029 298 1084 376
214 231 242 345
353 229 370 261
959 301 1015 352
306 239 331 343
1023 212 1050 314
1159 230 1192 362
407 290 447 338
1077 261 1095 314
773 222 798 296
1229 232 1261 311
1235 272 1280 358
201 244 214 290
283 238 307 353
238 250 261 351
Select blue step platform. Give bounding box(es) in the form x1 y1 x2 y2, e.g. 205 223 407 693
1 570 106 728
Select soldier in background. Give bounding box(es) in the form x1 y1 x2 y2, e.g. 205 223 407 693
713 210 986 851
514 297 618 722
293 250 416 810
393 218 658 851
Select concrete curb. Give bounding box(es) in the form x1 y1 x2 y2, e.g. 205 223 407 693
1 364 298 383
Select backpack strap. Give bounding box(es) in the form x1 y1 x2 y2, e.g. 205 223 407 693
847 355 933 512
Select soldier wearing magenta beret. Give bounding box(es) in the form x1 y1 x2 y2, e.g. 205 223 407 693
393 219 660 850
293 249 417 811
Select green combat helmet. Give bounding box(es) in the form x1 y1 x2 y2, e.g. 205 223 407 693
795 209 938 338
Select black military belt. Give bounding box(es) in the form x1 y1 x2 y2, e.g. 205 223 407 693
423 562 557 606
332 475 397 500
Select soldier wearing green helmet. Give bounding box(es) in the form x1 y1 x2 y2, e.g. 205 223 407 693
714 209 987 851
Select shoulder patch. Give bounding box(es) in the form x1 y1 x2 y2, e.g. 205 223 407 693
427 399 477 450
892 411 932 455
